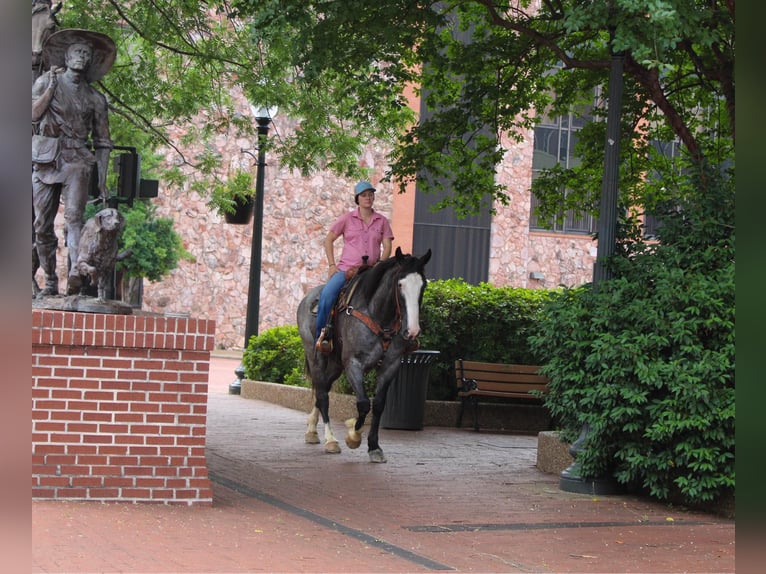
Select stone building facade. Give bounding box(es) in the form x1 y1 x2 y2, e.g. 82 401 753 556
43 91 596 350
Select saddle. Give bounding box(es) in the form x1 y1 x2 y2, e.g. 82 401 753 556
309 264 371 316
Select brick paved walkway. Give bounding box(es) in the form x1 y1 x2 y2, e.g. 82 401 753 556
32 356 735 573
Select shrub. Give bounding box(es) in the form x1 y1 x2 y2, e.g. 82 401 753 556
419 279 553 400
116 200 194 281
529 165 734 507
242 325 309 387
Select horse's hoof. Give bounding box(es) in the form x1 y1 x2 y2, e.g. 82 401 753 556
344 418 362 449
369 449 387 463
345 433 362 449
305 431 320 444
324 440 341 454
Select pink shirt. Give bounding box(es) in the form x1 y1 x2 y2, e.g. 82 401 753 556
331 208 394 271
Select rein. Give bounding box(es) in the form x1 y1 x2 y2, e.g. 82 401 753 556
339 270 404 352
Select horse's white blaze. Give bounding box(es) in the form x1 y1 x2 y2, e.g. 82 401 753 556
399 272 424 339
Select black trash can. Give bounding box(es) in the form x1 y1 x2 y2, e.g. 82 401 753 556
381 350 440 430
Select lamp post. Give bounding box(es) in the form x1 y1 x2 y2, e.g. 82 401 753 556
558 45 625 495
229 106 276 394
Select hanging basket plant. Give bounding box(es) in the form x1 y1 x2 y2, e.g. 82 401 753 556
224 195 254 224
209 170 256 225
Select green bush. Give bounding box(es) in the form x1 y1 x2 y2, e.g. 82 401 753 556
116 200 194 281
419 279 554 400
242 325 309 387
529 165 735 507
83 200 193 282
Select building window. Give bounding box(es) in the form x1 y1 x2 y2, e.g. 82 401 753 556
529 106 597 234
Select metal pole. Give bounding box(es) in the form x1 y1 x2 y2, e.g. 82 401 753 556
229 115 271 395
559 47 625 495
592 51 624 285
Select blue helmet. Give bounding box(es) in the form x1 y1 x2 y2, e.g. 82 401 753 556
354 181 376 196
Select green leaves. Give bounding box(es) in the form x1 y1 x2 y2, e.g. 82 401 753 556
242 325 308 386
418 279 554 400
60 1 733 216
116 200 194 282
529 165 734 507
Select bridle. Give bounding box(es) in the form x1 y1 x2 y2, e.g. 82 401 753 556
338 268 412 353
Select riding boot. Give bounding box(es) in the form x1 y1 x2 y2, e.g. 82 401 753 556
315 325 334 354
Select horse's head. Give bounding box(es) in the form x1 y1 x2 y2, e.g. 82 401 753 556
394 246 432 341
32 1 61 72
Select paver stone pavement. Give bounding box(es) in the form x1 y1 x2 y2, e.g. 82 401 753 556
33 356 735 573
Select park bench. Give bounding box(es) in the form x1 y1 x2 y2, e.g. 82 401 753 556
455 359 550 431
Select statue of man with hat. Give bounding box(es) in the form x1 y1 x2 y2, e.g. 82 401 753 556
32 28 115 297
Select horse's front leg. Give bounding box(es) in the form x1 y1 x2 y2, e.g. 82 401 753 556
366 362 401 463
366 385 389 463
343 360 370 450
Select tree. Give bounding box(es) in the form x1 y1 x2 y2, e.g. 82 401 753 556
58 0 734 217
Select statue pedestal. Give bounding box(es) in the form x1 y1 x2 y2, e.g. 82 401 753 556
32 308 216 505
33 294 133 314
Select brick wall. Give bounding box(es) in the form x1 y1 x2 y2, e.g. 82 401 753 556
32 309 216 505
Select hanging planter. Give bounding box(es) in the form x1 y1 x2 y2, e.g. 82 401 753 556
224 195 254 224
209 170 256 225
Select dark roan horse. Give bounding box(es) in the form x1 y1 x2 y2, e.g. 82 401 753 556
297 247 432 463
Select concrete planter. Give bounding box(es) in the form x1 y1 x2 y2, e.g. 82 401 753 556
240 379 551 432
241 380 360 422
536 430 574 474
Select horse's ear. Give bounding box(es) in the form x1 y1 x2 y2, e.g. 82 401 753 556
395 246 404 262
419 249 432 267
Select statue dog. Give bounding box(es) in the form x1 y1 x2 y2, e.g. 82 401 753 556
70 207 129 300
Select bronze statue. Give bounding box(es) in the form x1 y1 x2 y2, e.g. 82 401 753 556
32 28 116 297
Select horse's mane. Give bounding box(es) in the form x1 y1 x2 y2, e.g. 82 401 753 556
355 253 419 302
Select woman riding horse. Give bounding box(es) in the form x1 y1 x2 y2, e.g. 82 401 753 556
298 247 432 463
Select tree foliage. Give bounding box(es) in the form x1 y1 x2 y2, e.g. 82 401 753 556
55 0 733 216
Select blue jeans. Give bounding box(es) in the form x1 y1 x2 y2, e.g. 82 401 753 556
315 271 347 341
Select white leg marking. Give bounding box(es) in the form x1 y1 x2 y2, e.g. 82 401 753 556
305 407 320 444
324 420 340 453
344 417 362 449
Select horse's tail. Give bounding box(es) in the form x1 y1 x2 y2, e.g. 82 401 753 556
303 356 315 392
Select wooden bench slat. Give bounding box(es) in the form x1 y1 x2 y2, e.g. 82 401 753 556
458 361 542 375
458 389 541 399
455 371 550 385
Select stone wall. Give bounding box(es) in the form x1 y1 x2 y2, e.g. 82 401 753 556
39 92 596 350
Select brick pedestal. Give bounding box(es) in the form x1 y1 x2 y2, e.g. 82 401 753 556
32 309 215 505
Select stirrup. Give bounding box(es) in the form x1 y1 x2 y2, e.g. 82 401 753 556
315 327 333 354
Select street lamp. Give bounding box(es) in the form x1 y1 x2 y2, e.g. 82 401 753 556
229 105 277 395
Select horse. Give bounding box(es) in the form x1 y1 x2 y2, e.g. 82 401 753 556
297 247 432 463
